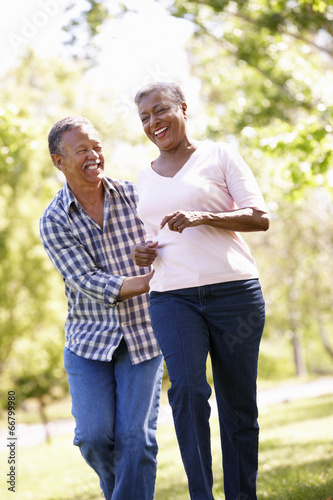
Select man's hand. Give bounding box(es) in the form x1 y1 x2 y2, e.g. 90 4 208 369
131 241 159 267
118 269 155 300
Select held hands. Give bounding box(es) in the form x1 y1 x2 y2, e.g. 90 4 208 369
132 212 203 268
160 211 204 233
141 268 155 292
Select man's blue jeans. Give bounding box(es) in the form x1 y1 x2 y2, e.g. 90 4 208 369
63 340 163 500
150 279 265 500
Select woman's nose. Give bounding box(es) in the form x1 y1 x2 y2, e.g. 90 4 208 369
150 113 160 128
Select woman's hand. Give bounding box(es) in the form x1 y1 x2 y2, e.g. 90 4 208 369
160 211 203 233
131 241 159 267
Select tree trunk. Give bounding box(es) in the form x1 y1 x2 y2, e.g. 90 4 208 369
291 329 308 376
319 320 333 359
39 400 51 443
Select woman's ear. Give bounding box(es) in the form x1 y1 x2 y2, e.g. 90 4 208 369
182 102 187 118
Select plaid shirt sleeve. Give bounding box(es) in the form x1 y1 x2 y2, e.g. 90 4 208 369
40 210 124 307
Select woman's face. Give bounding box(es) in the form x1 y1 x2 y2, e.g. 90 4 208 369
138 90 188 152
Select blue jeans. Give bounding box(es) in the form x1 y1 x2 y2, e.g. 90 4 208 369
150 279 265 500
63 340 163 500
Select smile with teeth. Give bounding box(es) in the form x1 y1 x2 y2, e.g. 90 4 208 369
154 127 168 137
84 160 101 170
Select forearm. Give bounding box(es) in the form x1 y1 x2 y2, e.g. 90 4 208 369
40 217 153 304
44 238 151 303
161 207 270 233
202 208 270 232
66 267 150 303
118 273 153 300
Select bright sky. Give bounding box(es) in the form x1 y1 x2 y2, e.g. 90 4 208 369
0 0 198 101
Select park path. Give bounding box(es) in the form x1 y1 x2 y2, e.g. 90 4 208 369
1 376 333 451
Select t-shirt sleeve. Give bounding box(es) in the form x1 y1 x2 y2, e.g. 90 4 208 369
220 144 268 212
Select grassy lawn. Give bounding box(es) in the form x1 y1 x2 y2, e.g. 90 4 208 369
0 394 332 500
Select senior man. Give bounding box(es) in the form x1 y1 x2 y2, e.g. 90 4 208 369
40 116 162 500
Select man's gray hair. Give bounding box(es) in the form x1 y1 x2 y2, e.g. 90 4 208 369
134 82 186 107
48 116 97 156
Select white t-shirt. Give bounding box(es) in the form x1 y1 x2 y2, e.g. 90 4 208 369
137 140 267 292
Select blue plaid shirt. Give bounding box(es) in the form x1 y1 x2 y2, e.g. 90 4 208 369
40 177 161 365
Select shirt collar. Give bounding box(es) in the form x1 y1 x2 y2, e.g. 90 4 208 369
63 176 116 214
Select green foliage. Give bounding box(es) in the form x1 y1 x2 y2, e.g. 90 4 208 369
0 77 66 408
0 51 97 408
258 338 295 380
0 104 59 371
169 0 333 193
171 0 333 41
246 184 333 376
63 0 121 62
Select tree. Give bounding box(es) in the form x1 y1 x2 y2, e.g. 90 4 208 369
168 0 333 192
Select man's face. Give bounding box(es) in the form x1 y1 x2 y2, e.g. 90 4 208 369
52 125 105 191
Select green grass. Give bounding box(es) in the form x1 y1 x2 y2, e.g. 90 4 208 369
1 395 333 500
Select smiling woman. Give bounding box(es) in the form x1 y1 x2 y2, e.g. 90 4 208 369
136 83 195 178
132 81 270 500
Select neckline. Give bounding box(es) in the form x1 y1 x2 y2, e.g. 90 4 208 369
150 141 201 179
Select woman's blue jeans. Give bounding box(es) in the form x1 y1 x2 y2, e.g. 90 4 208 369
150 279 265 500
63 340 163 500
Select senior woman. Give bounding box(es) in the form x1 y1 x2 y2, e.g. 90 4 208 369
132 82 269 500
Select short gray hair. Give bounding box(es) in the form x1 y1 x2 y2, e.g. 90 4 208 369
134 82 186 107
48 116 97 156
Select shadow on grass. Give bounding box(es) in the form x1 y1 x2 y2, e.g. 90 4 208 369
260 394 333 429
156 482 191 500
260 437 332 454
47 481 191 500
49 495 101 500
259 481 333 500
259 449 333 500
